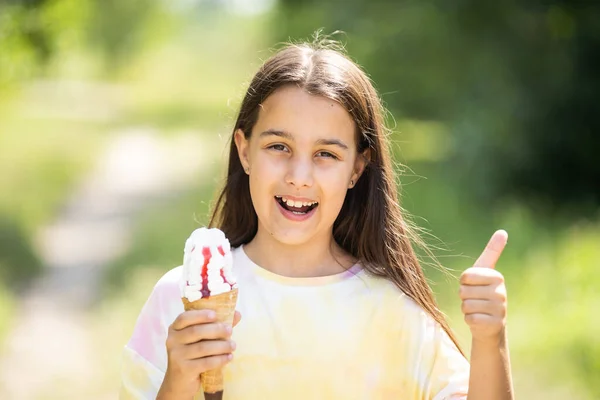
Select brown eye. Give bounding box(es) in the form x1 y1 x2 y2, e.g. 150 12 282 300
316 151 338 160
268 144 288 152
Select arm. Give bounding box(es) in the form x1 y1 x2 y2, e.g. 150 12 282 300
460 230 514 400
467 331 513 400
157 309 236 399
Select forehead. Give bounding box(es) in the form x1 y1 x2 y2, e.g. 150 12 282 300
253 85 356 143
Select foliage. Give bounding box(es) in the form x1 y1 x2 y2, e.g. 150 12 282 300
274 0 600 214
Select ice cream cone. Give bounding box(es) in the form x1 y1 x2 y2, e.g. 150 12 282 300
182 288 239 394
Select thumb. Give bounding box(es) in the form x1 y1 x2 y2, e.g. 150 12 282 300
473 229 508 269
233 310 242 328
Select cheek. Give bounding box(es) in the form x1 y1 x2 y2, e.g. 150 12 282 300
248 158 279 206
318 170 351 212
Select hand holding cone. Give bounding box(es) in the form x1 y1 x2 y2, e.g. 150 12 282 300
182 289 239 394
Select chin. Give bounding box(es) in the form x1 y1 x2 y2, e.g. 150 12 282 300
271 230 315 246
264 222 322 246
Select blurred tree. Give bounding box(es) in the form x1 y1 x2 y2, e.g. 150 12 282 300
0 0 163 85
0 0 54 85
85 0 162 70
0 216 41 290
273 0 600 216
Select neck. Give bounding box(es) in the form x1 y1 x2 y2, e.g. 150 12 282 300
243 224 353 278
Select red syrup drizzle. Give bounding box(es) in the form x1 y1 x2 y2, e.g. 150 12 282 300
187 245 232 298
217 245 233 290
201 246 211 298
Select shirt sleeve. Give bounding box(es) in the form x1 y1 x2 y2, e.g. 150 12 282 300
119 267 184 399
415 312 469 400
120 345 167 399
429 324 470 400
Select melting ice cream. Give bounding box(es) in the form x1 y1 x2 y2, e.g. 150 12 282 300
180 228 237 302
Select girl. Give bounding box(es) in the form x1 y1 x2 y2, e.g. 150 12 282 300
121 41 514 399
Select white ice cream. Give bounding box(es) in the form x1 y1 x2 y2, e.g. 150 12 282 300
180 227 237 301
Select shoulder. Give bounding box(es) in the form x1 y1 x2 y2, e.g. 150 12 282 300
137 266 185 312
365 274 466 361
359 271 445 334
356 271 421 311
129 266 186 338
231 246 245 265
158 265 183 285
229 245 257 280
151 265 183 299
126 267 184 375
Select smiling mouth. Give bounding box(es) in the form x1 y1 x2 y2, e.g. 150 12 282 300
275 196 319 215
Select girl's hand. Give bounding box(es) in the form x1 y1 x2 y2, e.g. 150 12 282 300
158 310 241 399
459 230 508 345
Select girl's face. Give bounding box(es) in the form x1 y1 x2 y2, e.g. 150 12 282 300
235 85 367 246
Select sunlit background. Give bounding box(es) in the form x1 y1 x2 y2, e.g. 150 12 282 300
0 1 598 399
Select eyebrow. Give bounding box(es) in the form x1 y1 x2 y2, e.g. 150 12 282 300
259 129 349 150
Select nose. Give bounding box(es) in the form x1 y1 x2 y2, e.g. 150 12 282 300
285 155 313 189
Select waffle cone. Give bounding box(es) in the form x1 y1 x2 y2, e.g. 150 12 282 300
182 288 238 394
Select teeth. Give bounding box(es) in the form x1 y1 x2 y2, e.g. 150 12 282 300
278 196 317 207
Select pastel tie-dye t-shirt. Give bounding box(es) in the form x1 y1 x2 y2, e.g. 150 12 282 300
121 246 469 399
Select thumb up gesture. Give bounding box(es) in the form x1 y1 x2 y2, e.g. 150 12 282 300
460 230 509 344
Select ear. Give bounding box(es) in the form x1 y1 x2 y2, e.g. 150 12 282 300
350 148 371 188
234 129 251 173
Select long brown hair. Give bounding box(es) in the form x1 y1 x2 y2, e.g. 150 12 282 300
209 40 465 356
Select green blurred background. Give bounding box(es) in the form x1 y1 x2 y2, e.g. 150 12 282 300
0 0 598 398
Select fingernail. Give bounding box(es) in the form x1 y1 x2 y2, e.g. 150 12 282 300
227 353 233 361
207 311 216 319
230 341 236 350
225 325 232 334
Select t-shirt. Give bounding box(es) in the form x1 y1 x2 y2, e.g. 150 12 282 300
120 246 470 399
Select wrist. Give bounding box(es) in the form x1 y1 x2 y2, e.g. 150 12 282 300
157 387 195 400
157 374 196 400
471 328 508 350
